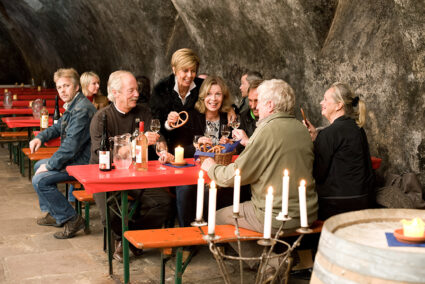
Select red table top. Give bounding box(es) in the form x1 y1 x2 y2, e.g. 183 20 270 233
67 159 210 194
2 116 53 128
33 130 61 146
0 107 64 115
0 94 57 100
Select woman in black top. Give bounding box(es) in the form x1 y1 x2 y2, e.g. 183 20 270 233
304 82 374 220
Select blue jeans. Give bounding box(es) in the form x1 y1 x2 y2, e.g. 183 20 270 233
32 159 77 225
175 185 197 227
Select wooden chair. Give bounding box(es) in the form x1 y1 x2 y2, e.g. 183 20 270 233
72 188 94 234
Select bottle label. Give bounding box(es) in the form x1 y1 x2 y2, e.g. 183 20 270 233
99 151 110 170
53 119 58 125
41 115 49 128
135 145 142 163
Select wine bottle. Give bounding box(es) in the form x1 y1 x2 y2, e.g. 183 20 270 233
40 99 49 131
135 121 148 171
53 95 60 124
99 114 111 171
131 118 140 163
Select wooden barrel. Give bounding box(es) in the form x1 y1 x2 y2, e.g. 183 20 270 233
311 209 425 284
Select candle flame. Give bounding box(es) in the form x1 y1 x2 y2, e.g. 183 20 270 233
300 180 306 187
401 218 425 237
268 186 273 195
199 170 203 178
235 169 240 176
284 169 289 176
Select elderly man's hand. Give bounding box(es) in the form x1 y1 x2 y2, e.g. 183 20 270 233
201 157 216 172
158 151 174 164
34 163 48 175
145 132 160 145
232 129 249 146
29 138 42 154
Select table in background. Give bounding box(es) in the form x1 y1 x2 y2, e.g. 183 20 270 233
0 106 64 115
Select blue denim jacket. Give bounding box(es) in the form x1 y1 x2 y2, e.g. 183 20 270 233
36 92 96 171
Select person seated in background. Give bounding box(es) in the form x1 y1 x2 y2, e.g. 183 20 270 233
231 79 263 153
30 68 97 239
135 75 151 105
80 71 109 110
304 82 374 220
201 79 318 279
90 70 172 262
235 70 263 114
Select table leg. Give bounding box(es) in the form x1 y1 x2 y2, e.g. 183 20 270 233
121 191 129 284
105 192 113 275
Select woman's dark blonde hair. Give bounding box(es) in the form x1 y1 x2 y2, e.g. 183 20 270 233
330 82 366 127
195 76 232 114
171 48 200 73
80 71 102 97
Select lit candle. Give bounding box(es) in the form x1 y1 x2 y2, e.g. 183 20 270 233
233 169 241 214
196 171 205 221
37 86 41 92
263 186 274 239
208 181 217 235
175 146 184 163
298 180 308 227
401 218 425 237
282 169 289 216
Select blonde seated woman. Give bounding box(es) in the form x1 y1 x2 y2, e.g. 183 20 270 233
80 71 109 110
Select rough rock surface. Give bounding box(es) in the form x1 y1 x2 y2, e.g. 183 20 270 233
0 0 424 184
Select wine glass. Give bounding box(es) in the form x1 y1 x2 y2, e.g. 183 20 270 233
155 141 168 169
204 124 215 139
230 115 240 129
193 135 202 150
150 119 161 133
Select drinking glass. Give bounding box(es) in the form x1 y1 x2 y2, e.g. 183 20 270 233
155 141 168 169
204 124 215 139
220 125 231 138
150 119 161 133
231 115 240 129
193 135 202 150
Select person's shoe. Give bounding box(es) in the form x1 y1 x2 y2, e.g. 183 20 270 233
53 215 85 239
113 240 123 263
36 213 63 227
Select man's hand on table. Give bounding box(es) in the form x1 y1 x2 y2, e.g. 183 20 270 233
145 131 160 145
201 157 216 172
29 138 42 153
34 163 48 175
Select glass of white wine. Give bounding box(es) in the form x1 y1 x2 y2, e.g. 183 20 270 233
230 115 240 129
150 119 161 133
221 125 231 139
155 141 168 169
193 135 202 150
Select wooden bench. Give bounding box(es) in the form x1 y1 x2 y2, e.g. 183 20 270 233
72 189 94 234
124 220 324 284
0 131 29 164
21 147 58 178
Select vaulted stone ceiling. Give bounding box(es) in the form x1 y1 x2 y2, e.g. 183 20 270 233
0 0 424 184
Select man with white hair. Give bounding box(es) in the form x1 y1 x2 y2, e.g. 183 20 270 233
90 70 172 262
202 79 318 276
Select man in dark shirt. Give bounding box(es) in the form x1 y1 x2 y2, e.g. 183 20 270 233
90 70 172 262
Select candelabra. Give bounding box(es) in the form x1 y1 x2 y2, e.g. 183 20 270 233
192 213 311 284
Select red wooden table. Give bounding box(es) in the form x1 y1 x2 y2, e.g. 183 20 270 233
32 130 60 146
2 116 53 128
0 99 63 107
0 107 64 115
67 159 209 282
0 94 56 100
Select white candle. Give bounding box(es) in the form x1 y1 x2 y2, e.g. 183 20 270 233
196 171 205 221
175 146 184 163
298 180 308 227
208 181 217 235
233 169 241 214
263 186 274 239
282 169 289 216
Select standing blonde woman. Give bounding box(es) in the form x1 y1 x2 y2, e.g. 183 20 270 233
304 82 374 220
80 71 109 110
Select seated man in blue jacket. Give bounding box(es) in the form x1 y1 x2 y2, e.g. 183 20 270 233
30 68 96 239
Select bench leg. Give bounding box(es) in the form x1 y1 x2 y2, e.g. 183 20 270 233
160 251 168 284
83 201 91 234
121 191 130 284
175 247 183 284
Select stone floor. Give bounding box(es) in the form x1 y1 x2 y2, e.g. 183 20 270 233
0 145 310 283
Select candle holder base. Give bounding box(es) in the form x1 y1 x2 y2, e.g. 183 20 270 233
276 212 292 221
203 234 220 241
296 227 313 234
191 220 207 227
232 212 241 218
257 238 276 246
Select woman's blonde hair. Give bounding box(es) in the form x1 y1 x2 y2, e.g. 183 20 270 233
80 71 101 97
330 82 366 127
171 48 200 73
195 76 232 114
